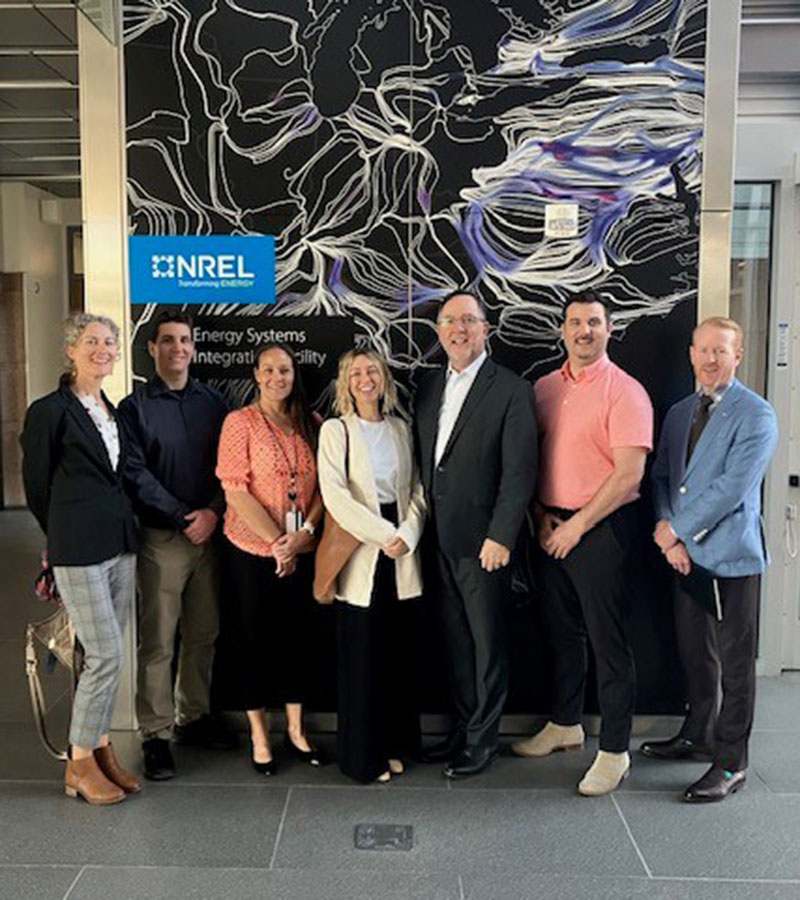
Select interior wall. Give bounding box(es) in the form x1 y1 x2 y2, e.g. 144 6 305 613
122 0 715 716
0 182 79 402
736 109 800 672
0 183 80 506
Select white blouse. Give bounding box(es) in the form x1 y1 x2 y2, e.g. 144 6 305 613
78 394 120 471
358 417 398 504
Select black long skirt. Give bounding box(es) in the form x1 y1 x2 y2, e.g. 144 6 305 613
212 538 317 711
336 507 422 783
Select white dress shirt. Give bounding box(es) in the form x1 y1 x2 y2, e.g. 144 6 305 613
435 350 488 466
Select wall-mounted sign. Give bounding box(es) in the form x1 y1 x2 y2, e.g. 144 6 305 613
544 203 579 239
131 313 356 408
129 235 276 304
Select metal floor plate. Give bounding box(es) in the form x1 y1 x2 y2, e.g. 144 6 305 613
354 824 413 851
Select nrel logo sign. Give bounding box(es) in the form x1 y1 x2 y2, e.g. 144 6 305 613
129 235 275 304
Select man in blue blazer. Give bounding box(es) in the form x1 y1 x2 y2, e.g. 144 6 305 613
644 316 778 802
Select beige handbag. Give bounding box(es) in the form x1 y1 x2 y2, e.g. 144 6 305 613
25 605 82 760
313 420 361 604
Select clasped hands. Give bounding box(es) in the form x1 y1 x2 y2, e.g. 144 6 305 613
654 518 691 575
272 529 314 578
382 536 410 559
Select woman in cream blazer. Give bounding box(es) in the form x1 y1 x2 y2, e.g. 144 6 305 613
318 349 426 783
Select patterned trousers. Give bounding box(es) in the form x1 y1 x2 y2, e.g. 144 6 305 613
53 553 137 749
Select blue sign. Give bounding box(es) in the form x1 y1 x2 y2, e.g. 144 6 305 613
129 235 275 304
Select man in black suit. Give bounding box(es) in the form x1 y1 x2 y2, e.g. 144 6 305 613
414 291 537 778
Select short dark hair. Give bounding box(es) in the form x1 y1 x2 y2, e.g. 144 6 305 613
437 290 487 322
149 309 194 343
562 289 611 325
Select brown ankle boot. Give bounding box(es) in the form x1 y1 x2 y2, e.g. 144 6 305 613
65 755 125 805
94 744 142 794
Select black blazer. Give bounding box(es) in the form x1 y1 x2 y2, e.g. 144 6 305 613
20 382 138 566
414 358 537 559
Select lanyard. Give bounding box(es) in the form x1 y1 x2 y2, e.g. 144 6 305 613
259 410 300 507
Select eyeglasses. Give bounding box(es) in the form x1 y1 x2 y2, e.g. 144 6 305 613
437 315 486 328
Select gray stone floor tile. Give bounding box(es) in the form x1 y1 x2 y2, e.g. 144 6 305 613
0 783 288 867
0 722 71 782
616 791 800 879
447 739 598 792
0 866 80 900
0 638 38 722
68 866 459 900
273 786 645 876
752 673 800 733
0 512 44 638
619 752 767 795
749 731 800 794
464 873 800 900
170 737 446 789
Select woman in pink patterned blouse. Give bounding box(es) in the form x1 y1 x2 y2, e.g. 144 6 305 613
214 343 325 775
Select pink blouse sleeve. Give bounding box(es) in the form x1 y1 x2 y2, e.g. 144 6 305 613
216 410 251 492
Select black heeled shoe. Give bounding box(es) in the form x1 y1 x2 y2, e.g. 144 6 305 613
251 757 277 776
284 737 326 767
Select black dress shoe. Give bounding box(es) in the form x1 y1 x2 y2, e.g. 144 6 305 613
252 757 277 777
640 736 713 763
173 714 239 750
143 738 176 781
684 765 746 803
419 731 466 764
443 746 497 779
284 737 327 767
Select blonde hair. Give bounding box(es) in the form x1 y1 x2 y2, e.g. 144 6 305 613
694 316 744 350
333 348 398 416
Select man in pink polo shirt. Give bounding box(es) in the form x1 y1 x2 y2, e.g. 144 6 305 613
512 290 653 796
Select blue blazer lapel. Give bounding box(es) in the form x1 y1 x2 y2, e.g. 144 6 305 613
683 381 744 479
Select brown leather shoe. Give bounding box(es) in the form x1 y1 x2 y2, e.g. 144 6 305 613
95 744 142 794
65 755 125 805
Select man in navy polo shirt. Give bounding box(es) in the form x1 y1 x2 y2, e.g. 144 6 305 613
120 310 234 780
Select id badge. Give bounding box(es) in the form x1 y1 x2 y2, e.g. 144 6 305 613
285 509 304 533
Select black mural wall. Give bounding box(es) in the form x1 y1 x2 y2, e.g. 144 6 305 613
124 0 707 716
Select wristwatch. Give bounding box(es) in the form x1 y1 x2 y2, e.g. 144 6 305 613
301 520 316 537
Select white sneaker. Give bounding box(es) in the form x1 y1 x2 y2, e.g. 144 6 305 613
511 721 585 758
578 750 630 796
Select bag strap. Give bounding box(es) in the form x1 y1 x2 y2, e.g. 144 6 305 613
340 417 350 480
24 625 68 761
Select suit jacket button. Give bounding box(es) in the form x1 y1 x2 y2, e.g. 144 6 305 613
437 465 444 473
679 485 687 494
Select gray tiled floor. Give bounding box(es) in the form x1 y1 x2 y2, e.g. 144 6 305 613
3 509 800 899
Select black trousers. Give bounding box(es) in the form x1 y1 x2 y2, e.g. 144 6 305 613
434 549 511 751
535 505 637 752
672 572 759 772
336 504 421 783
213 540 315 710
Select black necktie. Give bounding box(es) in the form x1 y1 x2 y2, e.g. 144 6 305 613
686 394 713 464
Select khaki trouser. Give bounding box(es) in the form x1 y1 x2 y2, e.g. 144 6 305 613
136 527 219 740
